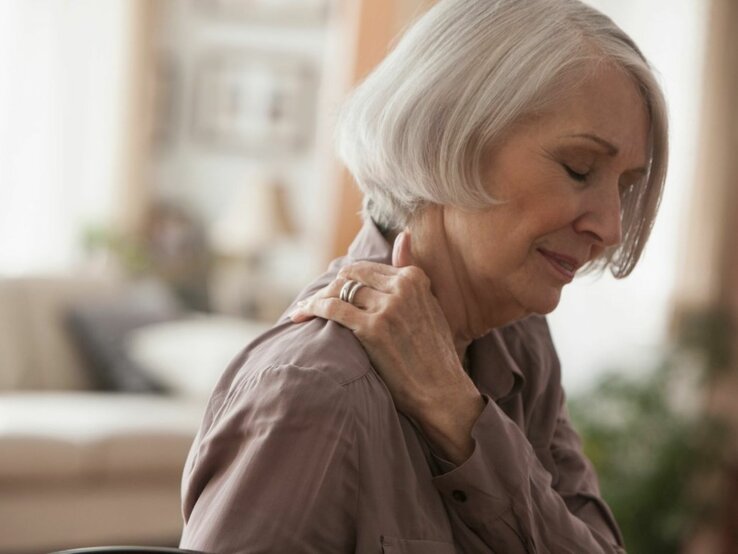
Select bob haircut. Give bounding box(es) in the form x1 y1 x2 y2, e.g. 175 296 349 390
336 0 668 278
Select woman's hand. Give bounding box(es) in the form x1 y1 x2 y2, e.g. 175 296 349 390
290 231 485 465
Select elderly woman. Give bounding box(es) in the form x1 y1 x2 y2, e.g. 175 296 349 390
180 0 667 552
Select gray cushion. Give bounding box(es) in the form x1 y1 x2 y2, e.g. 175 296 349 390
65 280 183 393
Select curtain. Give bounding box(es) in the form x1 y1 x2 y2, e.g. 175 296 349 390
679 0 738 551
0 0 138 276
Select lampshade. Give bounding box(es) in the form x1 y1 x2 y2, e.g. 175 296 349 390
209 180 294 258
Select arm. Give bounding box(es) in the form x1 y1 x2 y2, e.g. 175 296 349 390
429 392 625 553
549 394 625 549
180 364 357 554
291 236 623 553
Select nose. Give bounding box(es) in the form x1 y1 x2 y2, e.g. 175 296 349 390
572 182 623 248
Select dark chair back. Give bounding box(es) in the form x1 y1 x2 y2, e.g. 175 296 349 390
50 546 204 554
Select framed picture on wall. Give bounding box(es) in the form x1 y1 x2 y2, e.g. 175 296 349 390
191 0 332 26
190 49 317 156
150 52 180 151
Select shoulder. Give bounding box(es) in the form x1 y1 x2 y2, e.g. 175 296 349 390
199 314 376 428
194 358 363 468
181 357 364 535
246 316 374 387
242 265 374 388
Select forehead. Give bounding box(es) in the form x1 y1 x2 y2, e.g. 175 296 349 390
540 65 651 164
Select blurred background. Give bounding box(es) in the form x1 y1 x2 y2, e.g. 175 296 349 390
0 0 735 552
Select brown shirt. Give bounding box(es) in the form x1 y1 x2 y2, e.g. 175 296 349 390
180 220 625 553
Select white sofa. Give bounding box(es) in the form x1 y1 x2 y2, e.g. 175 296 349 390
0 275 269 553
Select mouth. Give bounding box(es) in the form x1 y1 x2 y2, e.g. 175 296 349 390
537 248 581 281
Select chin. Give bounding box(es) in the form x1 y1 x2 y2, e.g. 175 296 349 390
523 289 562 316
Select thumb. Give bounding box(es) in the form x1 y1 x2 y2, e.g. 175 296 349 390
392 230 416 268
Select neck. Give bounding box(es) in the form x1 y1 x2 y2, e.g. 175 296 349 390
403 207 486 362
399 206 528 360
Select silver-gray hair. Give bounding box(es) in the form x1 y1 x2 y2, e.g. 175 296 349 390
335 0 668 278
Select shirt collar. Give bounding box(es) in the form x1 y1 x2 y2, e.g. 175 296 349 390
347 217 393 265
468 330 526 401
345 218 526 401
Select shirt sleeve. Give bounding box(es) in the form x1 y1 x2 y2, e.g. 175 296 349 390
179 363 358 554
430 393 625 554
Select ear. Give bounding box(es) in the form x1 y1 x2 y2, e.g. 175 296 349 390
392 230 416 268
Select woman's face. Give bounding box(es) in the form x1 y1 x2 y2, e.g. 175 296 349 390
442 65 650 324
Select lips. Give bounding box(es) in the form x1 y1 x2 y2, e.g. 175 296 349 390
537 248 581 280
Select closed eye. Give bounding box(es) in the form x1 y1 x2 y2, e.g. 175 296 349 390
563 164 588 182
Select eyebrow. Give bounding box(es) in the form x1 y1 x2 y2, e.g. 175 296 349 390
565 133 619 155
564 133 648 174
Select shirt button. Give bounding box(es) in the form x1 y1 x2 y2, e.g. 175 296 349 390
452 490 467 503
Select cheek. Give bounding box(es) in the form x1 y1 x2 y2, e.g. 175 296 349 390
463 216 535 277
446 210 511 279
521 193 582 241
501 201 570 250
457 192 580 275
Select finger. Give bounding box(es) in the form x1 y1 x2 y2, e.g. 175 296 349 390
288 278 347 323
311 276 354 301
338 262 397 293
342 282 388 311
339 260 397 277
318 277 388 311
290 295 367 331
290 277 386 320
289 309 316 323
392 230 416 268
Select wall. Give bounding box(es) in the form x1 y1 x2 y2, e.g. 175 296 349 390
548 0 709 393
145 0 334 291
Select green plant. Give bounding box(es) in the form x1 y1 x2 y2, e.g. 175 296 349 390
82 225 152 275
569 357 727 554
